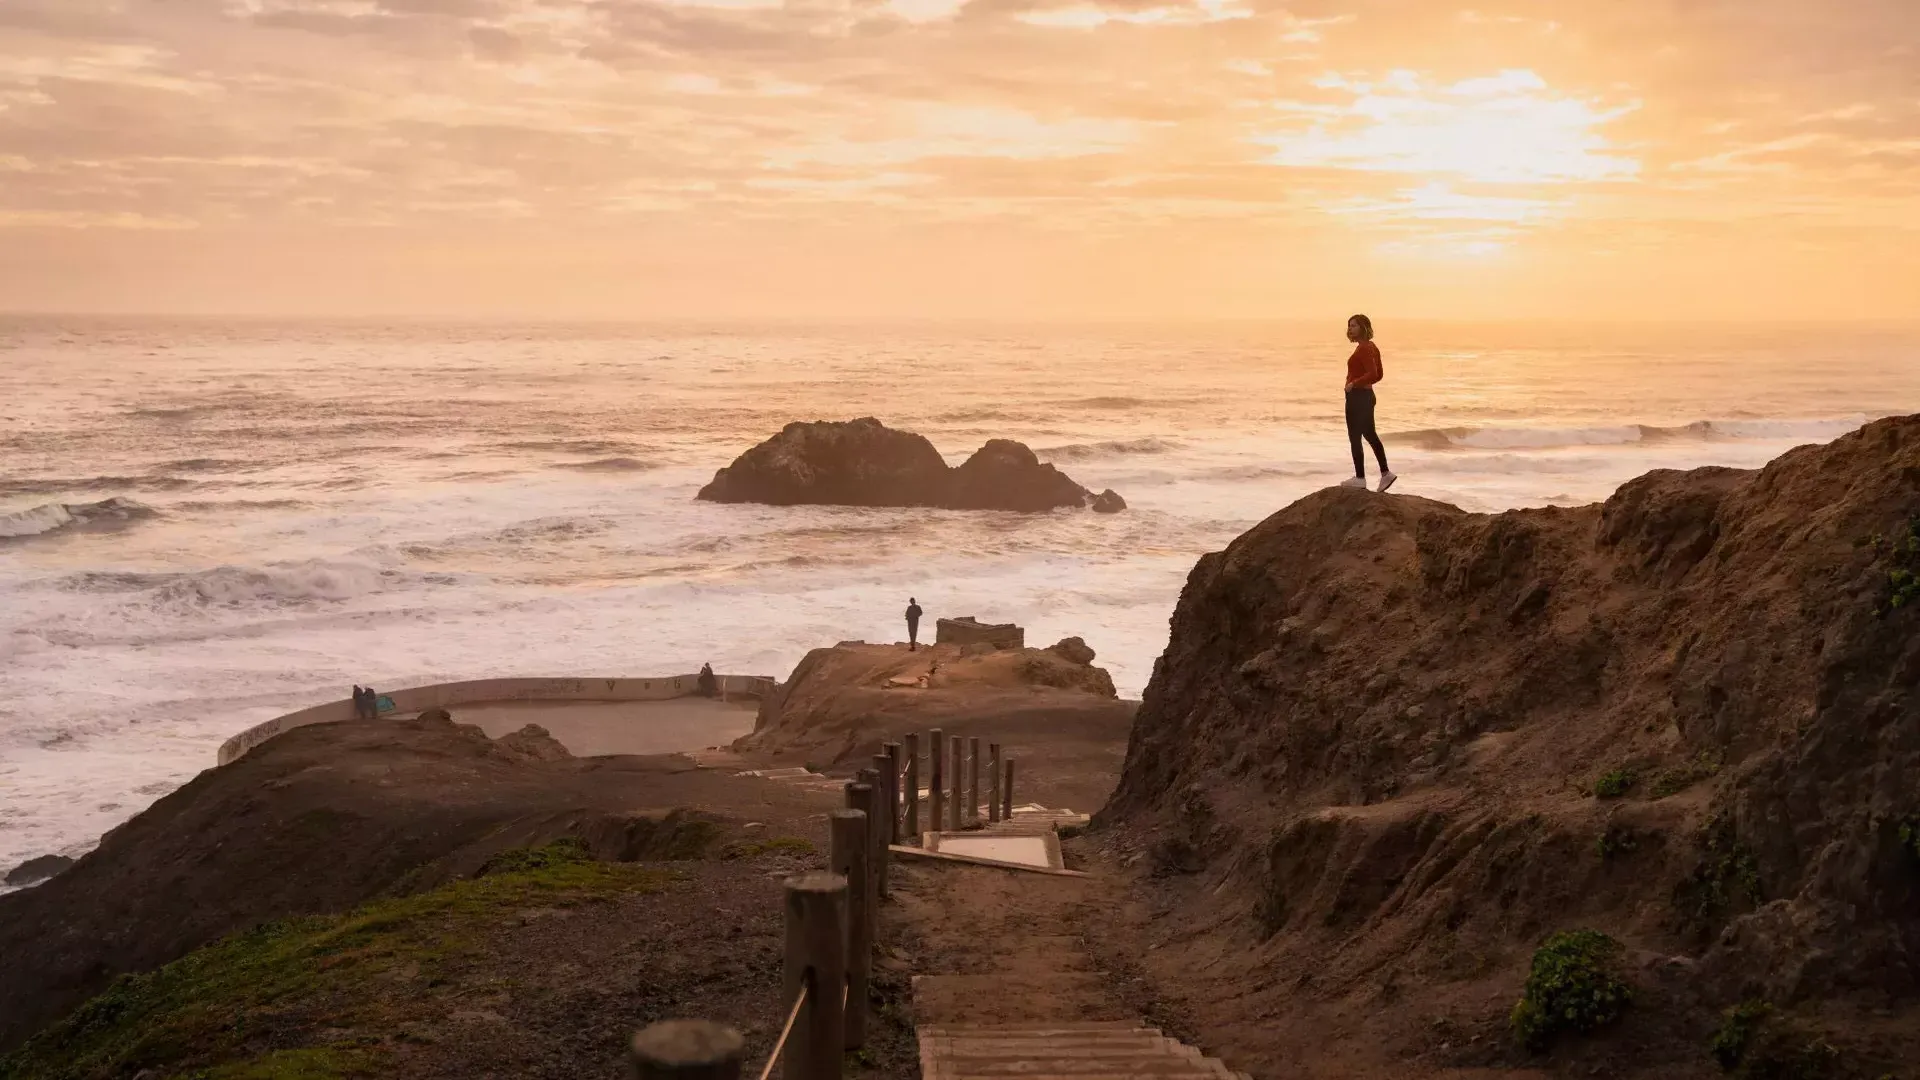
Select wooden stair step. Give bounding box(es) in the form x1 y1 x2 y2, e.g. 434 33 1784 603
920 1024 1154 1037
934 1038 1194 1057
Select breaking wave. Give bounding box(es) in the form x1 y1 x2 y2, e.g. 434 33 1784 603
0 498 158 540
1037 437 1183 462
552 457 654 472
1391 416 1875 452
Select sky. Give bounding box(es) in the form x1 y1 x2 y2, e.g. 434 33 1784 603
1 0 1916 320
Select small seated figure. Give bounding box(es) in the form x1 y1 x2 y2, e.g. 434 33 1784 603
696 663 718 698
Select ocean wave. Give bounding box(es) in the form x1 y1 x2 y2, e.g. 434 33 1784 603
499 439 638 455
1392 415 1873 452
552 457 654 472
0 475 198 498
1037 437 1182 461
55 559 402 606
1057 396 1152 411
0 498 157 540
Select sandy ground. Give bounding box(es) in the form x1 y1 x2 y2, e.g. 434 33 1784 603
453 697 758 757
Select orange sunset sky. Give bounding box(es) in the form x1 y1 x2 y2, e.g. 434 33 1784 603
1 0 1915 320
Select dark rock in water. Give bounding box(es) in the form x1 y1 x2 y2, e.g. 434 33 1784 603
5 854 74 887
946 439 1089 512
1090 489 1127 514
697 418 1123 513
418 707 454 723
696 417 949 507
1047 636 1097 666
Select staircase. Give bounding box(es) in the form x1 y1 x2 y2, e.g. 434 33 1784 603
911 929 1248 1080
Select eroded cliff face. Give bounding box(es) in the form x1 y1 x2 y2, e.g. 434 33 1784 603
1096 417 1920 1072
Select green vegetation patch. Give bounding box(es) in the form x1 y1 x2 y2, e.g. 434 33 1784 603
1510 929 1632 1050
1864 515 1920 617
1675 813 1763 933
1596 821 1640 861
1593 769 1636 799
1 840 672 1080
1898 818 1920 866
721 836 816 860
1711 1000 1773 1070
1652 752 1724 799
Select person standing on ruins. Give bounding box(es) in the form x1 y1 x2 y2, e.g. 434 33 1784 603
905 597 923 651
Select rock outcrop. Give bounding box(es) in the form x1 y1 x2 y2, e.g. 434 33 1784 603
1046 636 1097 665
696 418 1122 513
1094 415 1920 1074
736 640 1127 765
4 854 73 887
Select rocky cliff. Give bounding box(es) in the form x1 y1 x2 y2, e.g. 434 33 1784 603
696 417 1125 513
1095 415 1920 1074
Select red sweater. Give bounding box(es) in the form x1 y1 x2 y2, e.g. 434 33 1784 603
1346 341 1383 389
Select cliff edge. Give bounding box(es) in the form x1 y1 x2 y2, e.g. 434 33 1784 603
1095 415 1920 1074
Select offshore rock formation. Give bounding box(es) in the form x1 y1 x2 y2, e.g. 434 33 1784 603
1095 415 1920 1074
696 418 1122 513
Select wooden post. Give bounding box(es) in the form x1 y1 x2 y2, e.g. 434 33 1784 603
903 734 920 845
883 743 902 841
967 737 981 826
1001 757 1015 820
948 736 964 831
987 743 1001 823
870 754 894 898
828 810 870 1050
852 770 885 901
928 728 944 838
631 1021 744 1080
783 872 846 1080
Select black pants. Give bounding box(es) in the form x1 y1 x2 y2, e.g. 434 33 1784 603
907 620 919 647
1345 387 1389 478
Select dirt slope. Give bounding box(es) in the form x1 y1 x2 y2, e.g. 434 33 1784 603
1093 415 1920 1076
0 713 836 1052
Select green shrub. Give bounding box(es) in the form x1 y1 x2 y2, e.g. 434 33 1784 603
478 836 592 877
1869 516 1920 617
1509 929 1632 1050
1652 752 1723 799
1710 1000 1771 1070
1675 813 1763 932
1593 769 1636 799
1898 818 1920 865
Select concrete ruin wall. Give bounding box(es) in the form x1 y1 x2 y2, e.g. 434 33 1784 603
935 616 1025 651
216 673 779 766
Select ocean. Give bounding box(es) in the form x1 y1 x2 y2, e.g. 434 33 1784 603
3 315 1916 883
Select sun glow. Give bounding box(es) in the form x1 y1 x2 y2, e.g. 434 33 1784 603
1255 69 1641 185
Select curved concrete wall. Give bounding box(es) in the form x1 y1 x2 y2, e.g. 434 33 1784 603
216 673 778 766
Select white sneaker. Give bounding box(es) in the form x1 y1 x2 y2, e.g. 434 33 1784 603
1377 471 1398 493
1339 476 1367 489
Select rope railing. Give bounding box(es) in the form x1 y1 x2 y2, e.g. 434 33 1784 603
630 730 1016 1080
753 980 809 1080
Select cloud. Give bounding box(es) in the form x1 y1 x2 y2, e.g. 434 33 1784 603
0 0 1915 317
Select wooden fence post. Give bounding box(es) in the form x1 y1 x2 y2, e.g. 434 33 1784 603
883 743 902 841
928 728 944 838
986 743 1001 823
870 754 894 898
948 736 964 831
967 737 981 827
1001 758 1015 820
851 770 885 901
783 872 846 1080
631 1020 744 1080
828 810 870 1050
903 734 920 845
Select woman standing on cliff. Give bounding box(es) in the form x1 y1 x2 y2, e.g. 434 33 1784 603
1340 314 1397 492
